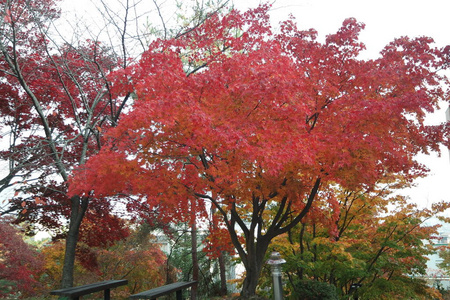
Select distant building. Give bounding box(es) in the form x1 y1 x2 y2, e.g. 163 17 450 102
422 233 450 289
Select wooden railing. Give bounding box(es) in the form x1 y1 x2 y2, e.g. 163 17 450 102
50 279 128 300
129 281 197 300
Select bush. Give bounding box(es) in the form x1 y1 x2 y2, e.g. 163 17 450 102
290 280 338 300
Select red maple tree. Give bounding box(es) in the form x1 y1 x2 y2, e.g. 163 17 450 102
70 5 450 297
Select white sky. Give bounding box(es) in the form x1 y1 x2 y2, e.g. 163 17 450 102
234 0 450 52
236 0 450 209
60 0 450 208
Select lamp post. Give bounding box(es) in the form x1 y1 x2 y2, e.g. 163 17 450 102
267 251 286 300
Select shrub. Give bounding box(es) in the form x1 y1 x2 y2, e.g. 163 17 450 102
290 280 338 300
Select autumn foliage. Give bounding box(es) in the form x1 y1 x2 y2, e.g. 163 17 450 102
36 225 168 298
65 4 449 297
264 181 450 299
0 218 44 298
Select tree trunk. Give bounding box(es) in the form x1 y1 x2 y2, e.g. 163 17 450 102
218 251 227 296
298 223 306 280
61 195 88 288
239 238 270 298
241 269 261 299
210 205 227 296
191 207 198 300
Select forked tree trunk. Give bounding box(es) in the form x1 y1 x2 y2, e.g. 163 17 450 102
239 238 271 298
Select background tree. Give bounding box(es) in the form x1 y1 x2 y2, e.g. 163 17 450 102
36 225 168 299
203 207 238 296
438 243 450 300
83 224 169 297
165 220 236 299
264 180 448 299
0 0 129 288
70 5 450 298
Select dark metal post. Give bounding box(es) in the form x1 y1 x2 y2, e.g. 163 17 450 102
104 288 110 300
267 251 286 300
176 289 182 300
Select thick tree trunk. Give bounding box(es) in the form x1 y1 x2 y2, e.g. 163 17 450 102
241 269 262 299
61 195 88 288
239 239 270 298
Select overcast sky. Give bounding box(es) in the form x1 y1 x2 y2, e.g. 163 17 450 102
234 0 450 54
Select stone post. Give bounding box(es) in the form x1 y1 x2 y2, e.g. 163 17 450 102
267 251 286 300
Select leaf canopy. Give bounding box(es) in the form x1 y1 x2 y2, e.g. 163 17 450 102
71 5 450 214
